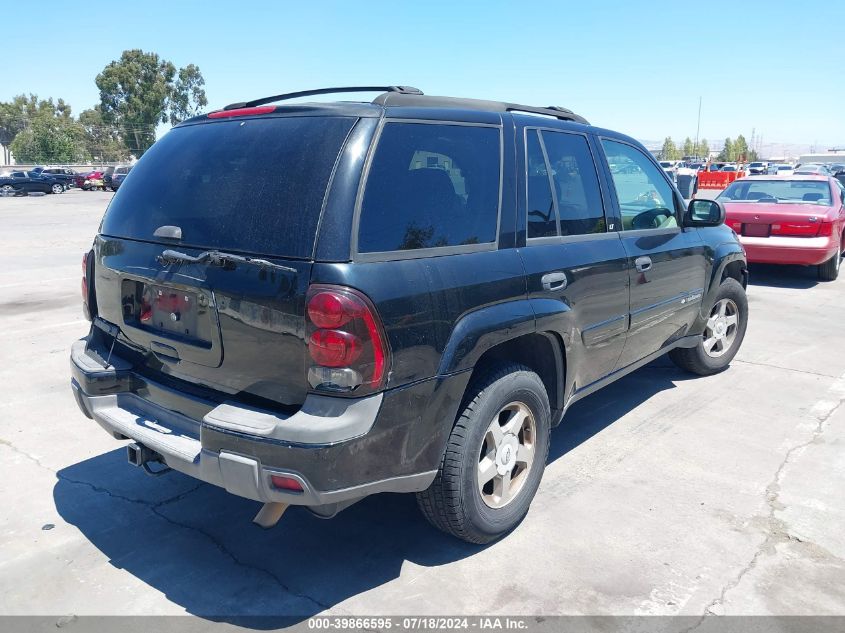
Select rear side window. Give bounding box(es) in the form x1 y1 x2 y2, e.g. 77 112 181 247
101 116 355 259
525 129 606 239
357 122 500 253
542 131 606 236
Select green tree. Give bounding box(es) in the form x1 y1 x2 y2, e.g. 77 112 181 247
698 138 710 160
718 137 734 162
660 136 679 160
78 107 128 162
9 116 87 163
169 64 207 123
96 49 208 157
734 134 749 162
682 137 695 158
0 94 74 164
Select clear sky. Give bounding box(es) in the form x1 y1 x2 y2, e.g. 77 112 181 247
3 0 843 155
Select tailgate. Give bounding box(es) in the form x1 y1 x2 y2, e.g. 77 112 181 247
93 236 311 408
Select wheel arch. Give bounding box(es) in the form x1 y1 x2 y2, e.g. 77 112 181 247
463 332 566 427
436 300 568 427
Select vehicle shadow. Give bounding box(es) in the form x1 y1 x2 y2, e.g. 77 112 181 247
549 358 693 461
54 359 692 625
747 262 820 289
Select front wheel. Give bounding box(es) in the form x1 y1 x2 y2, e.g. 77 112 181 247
818 249 841 281
669 278 748 376
51 183 64 194
416 364 551 544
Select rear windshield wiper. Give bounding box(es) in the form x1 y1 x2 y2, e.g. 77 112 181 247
157 249 297 274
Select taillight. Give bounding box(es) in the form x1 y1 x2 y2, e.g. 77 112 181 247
817 222 834 237
727 219 742 232
305 285 388 394
771 223 821 237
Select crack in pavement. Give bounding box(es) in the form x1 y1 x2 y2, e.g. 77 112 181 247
734 358 839 379
682 372 845 631
0 437 331 613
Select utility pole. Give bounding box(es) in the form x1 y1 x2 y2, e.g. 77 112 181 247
694 96 702 158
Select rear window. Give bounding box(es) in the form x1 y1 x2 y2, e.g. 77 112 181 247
356 122 500 254
101 116 355 259
718 179 832 205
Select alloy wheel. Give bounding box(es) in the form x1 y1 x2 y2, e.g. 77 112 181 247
703 298 739 358
477 401 536 509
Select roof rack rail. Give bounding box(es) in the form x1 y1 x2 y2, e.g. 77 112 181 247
505 104 587 123
224 85 424 111
372 92 589 125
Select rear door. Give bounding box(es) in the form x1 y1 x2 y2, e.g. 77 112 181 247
599 138 707 368
516 123 629 390
93 114 359 408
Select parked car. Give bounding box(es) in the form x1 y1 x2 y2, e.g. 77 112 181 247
109 165 133 190
0 170 65 195
747 162 767 175
80 171 106 191
41 167 77 189
718 175 845 280
658 160 678 182
102 165 117 190
794 163 832 176
70 86 749 544
773 164 795 176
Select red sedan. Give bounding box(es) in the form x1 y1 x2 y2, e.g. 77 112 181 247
74 170 105 189
717 175 845 280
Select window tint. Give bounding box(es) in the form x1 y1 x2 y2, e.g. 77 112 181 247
602 139 679 231
526 130 556 238
542 131 606 235
100 116 355 259
357 123 500 253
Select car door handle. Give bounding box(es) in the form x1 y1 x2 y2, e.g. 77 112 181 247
635 256 653 272
541 271 568 291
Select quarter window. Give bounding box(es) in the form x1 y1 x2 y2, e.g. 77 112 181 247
357 122 501 253
602 140 680 231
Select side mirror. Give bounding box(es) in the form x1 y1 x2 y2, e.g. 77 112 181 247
684 198 726 227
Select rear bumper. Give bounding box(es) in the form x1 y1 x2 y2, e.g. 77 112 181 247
70 335 466 508
739 235 839 266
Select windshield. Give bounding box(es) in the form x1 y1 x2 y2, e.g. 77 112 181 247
101 116 356 259
718 179 832 205
659 162 672 168
749 163 763 168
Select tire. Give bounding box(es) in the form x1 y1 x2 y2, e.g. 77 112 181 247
669 278 748 376
818 248 841 281
416 364 551 544
51 183 64 194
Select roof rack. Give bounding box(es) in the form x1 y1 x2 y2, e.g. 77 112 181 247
224 85 424 111
372 92 589 125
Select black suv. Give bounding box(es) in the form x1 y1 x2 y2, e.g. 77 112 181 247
70 86 749 543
